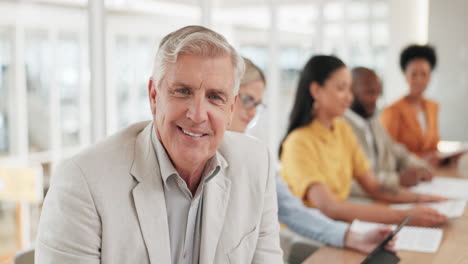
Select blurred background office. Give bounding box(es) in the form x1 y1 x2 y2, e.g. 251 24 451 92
0 0 467 262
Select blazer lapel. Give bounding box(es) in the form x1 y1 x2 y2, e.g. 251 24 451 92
199 169 231 264
371 118 385 162
131 124 171 264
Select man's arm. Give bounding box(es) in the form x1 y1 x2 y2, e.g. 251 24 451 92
35 160 101 263
377 120 432 176
251 150 283 263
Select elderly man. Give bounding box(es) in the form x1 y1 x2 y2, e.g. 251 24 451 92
36 26 282 264
345 67 433 196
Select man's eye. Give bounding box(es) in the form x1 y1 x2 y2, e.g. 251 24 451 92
176 88 190 95
208 94 222 100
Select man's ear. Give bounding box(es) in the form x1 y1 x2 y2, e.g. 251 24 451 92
148 78 158 116
231 95 238 113
227 95 238 127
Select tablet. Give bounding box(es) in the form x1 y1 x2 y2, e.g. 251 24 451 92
361 216 411 264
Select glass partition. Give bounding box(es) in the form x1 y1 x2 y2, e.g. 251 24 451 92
0 27 12 156
25 30 51 153
57 32 81 148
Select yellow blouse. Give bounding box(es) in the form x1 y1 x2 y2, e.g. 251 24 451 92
280 118 370 207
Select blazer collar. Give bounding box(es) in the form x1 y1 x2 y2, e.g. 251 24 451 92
130 122 232 264
130 122 171 264
199 166 232 264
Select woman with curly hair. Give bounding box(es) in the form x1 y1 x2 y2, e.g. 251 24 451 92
380 45 440 164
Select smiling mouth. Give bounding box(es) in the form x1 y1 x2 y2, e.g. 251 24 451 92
178 126 207 137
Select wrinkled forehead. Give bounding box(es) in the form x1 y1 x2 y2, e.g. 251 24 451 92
165 54 236 93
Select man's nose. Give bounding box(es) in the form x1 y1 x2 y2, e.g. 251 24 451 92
186 96 208 123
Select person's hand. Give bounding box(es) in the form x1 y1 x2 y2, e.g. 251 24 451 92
416 193 448 203
344 227 396 254
399 167 433 187
422 152 443 167
406 205 448 227
443 152 465 165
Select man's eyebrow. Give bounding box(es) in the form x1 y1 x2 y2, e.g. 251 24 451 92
170 82 230 98
171 82 193 89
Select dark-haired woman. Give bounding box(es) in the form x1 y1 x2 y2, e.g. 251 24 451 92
381 45 439 163
280 55 447 227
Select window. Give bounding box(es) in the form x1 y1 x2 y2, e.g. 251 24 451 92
0 27 12 155
25 30 51 153
57 32 81 148
110 35 158 132
114 36 132 129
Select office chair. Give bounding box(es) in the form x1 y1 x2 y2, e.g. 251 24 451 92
14 248 34 264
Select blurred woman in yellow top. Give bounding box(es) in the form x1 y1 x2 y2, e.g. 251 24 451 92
280 55 447 227
381 45 440 164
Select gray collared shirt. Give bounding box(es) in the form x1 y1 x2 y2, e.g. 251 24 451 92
151 128 226 264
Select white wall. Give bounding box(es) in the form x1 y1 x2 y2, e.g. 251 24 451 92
381 0 429 105
428 0 468 141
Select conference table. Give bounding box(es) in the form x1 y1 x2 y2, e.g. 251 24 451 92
304 166 468 264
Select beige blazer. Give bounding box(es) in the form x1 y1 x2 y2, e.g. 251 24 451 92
35 121 282 264
344 111 429 196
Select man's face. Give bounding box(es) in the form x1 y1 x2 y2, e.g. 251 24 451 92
353 74 382 116
149 53 236 170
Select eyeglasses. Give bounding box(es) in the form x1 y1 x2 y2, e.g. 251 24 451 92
239 94 266 111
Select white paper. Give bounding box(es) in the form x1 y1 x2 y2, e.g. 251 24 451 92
391 200 466 218
411 177 468 201
438 143 468 159
350 220 443 253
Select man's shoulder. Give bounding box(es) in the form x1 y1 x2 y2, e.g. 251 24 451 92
220 131 268 155
219 131 270 167
62 121 151 175
343 110 365 131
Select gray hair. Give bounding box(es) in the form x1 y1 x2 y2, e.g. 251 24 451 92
152 25 245 95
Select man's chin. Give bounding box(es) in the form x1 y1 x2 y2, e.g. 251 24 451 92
174 151 208 167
